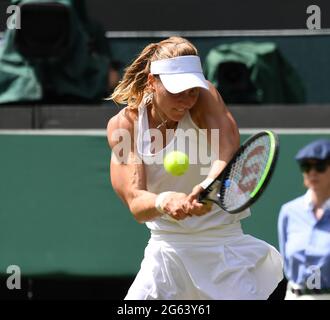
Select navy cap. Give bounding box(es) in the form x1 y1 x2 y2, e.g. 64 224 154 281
295 139 330 162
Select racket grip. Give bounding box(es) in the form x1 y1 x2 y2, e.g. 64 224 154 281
198 188 210 203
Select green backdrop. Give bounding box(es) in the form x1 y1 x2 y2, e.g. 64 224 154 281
110 36 330 104
0 131 329 277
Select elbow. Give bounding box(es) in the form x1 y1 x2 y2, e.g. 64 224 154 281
128 201 147 224
132 213 147 224
232 125 240 149
231 130 240 154
114 189 146 223
234 137 240 153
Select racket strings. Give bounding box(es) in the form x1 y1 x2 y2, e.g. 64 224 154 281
221 136 271 210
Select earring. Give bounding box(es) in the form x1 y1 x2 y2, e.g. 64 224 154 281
144 91 154 106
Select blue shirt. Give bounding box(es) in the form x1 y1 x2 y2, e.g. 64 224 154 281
278 191 330 289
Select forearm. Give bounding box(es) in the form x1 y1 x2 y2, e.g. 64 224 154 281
202 89 239 179
207 125 239 179
207 159 228 179
128 190 162 223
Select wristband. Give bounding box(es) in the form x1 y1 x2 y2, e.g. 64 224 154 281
199 177 214 190
155 191 175 214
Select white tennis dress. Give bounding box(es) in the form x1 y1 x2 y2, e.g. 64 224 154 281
125 103 283 300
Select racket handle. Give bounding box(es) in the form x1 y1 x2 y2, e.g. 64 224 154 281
198 186 212 203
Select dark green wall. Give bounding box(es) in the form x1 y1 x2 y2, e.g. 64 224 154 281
0 134 149 277
109 35 330 103
0 132 329 277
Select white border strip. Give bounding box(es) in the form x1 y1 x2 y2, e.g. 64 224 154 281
0 128 329 136
0 129 107 136
105 29 330 38
239 128 330 135
2 29 330 40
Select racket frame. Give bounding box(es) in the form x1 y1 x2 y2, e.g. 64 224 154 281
199 130 279 213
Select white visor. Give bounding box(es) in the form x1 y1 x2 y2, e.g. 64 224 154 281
150 55 209 94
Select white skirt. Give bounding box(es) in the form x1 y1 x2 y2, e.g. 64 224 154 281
125 222 283 300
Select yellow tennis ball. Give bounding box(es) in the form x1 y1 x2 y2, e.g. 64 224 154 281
163 151 189 176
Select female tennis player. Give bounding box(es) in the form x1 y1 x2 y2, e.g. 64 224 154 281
107 36 283 299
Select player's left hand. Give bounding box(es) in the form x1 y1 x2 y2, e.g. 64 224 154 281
184 185 213 216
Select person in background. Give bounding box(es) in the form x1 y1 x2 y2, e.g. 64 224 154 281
278 139 330 300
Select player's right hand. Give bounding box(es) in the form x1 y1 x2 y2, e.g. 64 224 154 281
161 192 193 220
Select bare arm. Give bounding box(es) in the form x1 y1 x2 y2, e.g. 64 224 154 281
107 110 191 223
188 83 240 200
204 84 240 178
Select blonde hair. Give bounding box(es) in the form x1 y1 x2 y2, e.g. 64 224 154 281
109 37 198 108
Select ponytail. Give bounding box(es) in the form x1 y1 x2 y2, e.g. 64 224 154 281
109 43 159 107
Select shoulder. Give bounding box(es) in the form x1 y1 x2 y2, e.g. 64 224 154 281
195 81 224 109
193 82 226 115
107 106 138 148
191 82 232 128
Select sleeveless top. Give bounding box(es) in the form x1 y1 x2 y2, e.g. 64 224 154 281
136 102 250 233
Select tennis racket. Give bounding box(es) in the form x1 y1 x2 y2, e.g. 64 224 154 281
198 130 279 213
